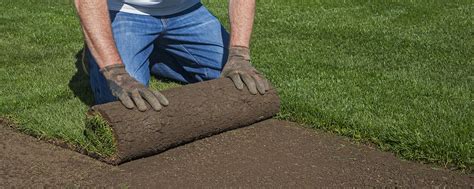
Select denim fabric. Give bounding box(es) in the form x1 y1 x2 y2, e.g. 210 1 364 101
87 3 229 104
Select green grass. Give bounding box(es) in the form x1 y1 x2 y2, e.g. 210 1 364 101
84 114 116 157
1 0 472 171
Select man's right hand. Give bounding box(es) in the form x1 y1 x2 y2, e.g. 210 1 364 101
101 64 169 112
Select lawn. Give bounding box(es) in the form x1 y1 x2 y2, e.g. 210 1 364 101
1 0 472 171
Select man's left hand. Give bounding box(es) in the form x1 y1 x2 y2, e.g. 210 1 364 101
221 46 269 95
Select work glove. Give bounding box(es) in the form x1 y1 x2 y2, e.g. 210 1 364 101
221 46 270 95
101 64 169 112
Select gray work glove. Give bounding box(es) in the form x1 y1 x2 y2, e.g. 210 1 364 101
221 46 270 95
101 64 169 111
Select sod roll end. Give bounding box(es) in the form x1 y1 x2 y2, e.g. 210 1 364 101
88 78 280 165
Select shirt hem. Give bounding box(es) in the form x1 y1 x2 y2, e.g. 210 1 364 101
108 0 201 16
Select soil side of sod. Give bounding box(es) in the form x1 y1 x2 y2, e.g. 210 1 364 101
1 119 472 187
86 78 280 165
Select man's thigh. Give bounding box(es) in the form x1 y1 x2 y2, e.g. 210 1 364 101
109 11 164 84
150 4 229 83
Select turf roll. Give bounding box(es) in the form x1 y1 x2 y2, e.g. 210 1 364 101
88 78 280 165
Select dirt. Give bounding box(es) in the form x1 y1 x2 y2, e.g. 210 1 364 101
90 78 280 164
1 119 472 187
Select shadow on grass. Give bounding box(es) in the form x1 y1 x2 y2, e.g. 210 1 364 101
67 47 183 107
68 48 94 107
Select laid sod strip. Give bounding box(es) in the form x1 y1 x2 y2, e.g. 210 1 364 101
85 78 280 165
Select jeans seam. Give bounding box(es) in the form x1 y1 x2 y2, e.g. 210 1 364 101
160 18 168 34
179 44 208 77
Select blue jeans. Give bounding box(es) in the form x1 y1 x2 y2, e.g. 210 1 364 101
87 3 229 104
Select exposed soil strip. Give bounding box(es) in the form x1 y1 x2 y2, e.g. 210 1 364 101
89 78 280 164
1 119 472 187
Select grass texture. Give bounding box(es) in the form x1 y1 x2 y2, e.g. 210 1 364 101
84 114 116 157
0 0 472 171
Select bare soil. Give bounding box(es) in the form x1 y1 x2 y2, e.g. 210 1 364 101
1 119 472 187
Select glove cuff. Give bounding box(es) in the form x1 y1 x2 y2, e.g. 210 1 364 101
100 64 125 73
100 64 128 79
229 46 250 60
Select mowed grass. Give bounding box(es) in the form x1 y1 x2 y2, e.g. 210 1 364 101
1 0 472 171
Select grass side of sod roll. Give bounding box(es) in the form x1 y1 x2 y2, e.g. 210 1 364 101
0 0 472 171
83 114 116 158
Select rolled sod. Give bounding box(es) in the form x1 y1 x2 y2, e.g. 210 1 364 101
87 78 280 165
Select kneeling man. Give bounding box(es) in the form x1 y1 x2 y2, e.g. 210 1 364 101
75 0 269 111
